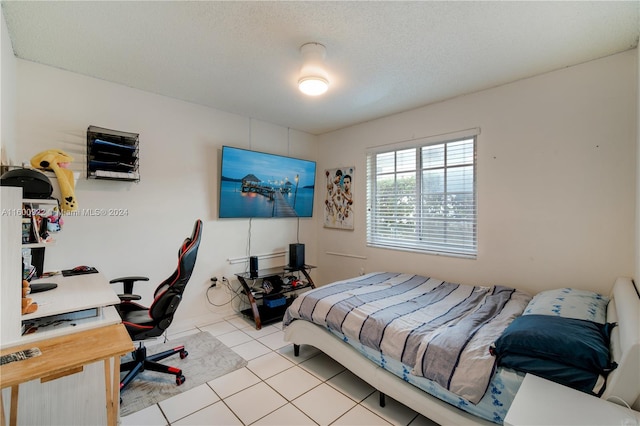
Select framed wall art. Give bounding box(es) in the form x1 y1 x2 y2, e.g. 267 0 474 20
323 166 354 230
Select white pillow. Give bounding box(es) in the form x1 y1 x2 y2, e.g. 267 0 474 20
523 288 609 324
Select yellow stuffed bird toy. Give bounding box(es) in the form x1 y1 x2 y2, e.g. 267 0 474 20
31 149 77 212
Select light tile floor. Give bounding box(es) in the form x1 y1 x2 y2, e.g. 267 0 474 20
120 315 440 426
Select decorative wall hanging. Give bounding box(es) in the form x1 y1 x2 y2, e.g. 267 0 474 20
323 166 354 230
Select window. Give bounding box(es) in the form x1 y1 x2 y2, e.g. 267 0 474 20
366 132 477 258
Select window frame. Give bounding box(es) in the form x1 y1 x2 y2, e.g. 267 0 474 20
366 129 478 259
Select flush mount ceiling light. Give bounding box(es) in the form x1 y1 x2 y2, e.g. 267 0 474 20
298 42 329 96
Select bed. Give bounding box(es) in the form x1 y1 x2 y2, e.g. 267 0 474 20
283 273 640 425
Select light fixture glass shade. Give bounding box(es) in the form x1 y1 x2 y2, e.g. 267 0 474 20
298 42 329 96
298 76 329 96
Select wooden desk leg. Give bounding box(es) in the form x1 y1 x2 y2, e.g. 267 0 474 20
104 357 120 426
0 388 17 426
9 385 18 426
112 356 121 423
0 390 5 426
104 358 113 426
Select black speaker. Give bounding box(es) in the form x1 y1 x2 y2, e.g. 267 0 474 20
250 256 259 277
289 243 305 269
30 247 45 278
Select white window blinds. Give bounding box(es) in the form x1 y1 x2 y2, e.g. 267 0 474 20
366 132 477 258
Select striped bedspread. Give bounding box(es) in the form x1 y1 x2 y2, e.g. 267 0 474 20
283 272 531 404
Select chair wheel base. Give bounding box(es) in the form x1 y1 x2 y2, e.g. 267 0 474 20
120 344 189 393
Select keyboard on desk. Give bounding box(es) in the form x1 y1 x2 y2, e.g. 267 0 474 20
61 266 99 277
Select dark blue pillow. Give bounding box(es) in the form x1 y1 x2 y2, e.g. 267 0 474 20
492 314 617 374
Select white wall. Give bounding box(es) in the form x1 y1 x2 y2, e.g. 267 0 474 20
0 10 17 165
13 60 318 330
317 50 637 296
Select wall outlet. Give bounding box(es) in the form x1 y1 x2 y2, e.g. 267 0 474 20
359 267 365 276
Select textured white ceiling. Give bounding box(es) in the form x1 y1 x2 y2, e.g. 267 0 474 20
2 1 639 135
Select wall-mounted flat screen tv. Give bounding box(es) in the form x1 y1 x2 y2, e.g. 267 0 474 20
219 146 316 218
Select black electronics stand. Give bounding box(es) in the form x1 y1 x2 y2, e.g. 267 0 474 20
236 265 315 330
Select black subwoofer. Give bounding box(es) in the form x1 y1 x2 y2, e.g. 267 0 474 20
250 256 258 277
289 243 305 269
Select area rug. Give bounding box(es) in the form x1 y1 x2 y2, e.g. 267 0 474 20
120 331 247 416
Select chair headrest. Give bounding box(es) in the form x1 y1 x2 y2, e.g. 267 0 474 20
179 219 202 252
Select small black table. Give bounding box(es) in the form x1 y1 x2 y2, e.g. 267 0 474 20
235 265 316 329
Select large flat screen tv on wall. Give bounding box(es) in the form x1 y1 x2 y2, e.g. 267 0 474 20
219 146 316 218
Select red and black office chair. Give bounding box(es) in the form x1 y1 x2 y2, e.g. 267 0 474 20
111 219 202 392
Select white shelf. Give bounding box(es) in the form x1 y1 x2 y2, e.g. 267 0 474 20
19 305 122 345
22 242 56 249
22 198 59 205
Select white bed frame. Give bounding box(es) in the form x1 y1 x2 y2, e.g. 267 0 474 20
284 277 640 425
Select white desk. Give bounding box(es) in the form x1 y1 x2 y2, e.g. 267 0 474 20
25 272 120 319
15 272 122 346
505 374 640 426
